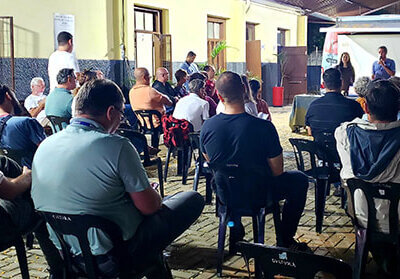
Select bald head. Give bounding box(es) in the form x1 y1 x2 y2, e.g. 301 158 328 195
134 67 150 85
156 67 169 84
216 71 244 104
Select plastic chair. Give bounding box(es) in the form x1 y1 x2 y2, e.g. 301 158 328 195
189 132 212 203
0 148 25 166
347 179 400 279
117 128 164 197
47 115 71 133
210 164 281 277
39 211 172 279
0 217 30 279
237 241 352 279
134 110 162 149
289 138 343 233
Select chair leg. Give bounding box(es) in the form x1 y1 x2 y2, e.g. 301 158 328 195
193 163 200 191
315 178 329 233
257 208 266 244
26 233 34 249
182 146 189 185
157 159 164 198
164 147 173 182
353 228 368 279
251 216 263 278
205 174 213 205
217 214 228 277
14 236 30 279
341 186 347 209
273 205 283 247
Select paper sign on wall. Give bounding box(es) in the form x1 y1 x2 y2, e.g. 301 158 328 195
53 13 75 50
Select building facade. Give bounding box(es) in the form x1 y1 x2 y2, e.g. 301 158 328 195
0 0 306 102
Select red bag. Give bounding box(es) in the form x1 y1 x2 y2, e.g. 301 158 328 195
162 115 190 148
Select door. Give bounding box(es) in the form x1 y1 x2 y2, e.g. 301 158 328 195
246 40 261 80
153 34 172 76
135 32 154 74
281 46 307 105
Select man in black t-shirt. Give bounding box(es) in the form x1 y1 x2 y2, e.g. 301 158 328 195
200 71 309 251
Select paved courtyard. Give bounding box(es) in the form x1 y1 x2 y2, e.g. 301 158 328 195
0 106 379 278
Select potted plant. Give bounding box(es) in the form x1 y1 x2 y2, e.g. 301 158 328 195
272 50 288 107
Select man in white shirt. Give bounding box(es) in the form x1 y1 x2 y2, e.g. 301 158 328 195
173 79 209 132
24 77 47 124
48 31 79 91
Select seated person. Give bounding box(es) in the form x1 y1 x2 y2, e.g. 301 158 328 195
249 79 272 121
174 69 188 98
152 67 177 114
0 85 46 168
200 71 309 251
45 68 76 118
216 75 258 117
31 79 204 276
353 76 371 114
0 156 63 278
173 79 209 132
335 80 400 276
189 73 217 117
203 65 219 104
130 67 172 148
24 77 47 125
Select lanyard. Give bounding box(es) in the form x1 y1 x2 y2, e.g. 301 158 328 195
70 120 98 130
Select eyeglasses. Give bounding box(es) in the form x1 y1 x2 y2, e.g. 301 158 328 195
115 106 126 122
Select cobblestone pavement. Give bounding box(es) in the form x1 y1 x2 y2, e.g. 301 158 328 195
0 107 379 278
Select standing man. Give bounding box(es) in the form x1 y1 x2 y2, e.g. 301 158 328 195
180 51 199 75
24 77 47 124
372 46 396 80
48 31 80 91
45 68 76 118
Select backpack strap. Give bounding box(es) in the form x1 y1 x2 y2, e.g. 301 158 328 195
0 115 12 139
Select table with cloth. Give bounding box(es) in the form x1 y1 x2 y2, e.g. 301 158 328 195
289 94 321 132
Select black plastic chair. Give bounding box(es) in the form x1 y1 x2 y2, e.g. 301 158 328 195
0 148 25 166
289 138 343 233
117 128 164 197
0 228 30 279
134 110 162 149
237 241 352 279
189 132 212 203
211 164 281 277
347 179 400 279
39 211 172 279
47 115 71 133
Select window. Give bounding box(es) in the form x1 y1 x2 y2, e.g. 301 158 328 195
207 17 226 69
277 28 287 47
134 8 159 32
246 23 256 41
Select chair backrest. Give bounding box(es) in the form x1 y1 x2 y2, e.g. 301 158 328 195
116 128 151 165
210 164 273 215
134 110 162 134
0 148 25 167
162 115 191 148
39 211 126 279
347 179 400 243
288 138 320 175
47 115 71 133
237 241 352 279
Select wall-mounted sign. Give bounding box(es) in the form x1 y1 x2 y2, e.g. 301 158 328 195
53 13 75 50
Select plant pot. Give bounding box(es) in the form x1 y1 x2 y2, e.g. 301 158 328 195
272 86 284 107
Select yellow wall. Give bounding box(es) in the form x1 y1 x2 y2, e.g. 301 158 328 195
1 0 306 63
246 1 305 63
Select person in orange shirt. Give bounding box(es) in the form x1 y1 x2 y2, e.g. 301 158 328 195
129 67 172 148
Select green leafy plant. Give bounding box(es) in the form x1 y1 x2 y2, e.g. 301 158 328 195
246 70 261 83
211 41 228 64
274 51 288 87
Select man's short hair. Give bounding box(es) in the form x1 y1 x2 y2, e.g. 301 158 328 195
57 31 73 46
188 79 205 93
353 76 371 98
56 68 75 85
216 71 244 104
175 69 187 82
189 72 207 82
379 46 388 53
30 77 44 88
75 79 124 117
323 68 342 90
203 65 213 72
187 51 196 58
366 80 399 121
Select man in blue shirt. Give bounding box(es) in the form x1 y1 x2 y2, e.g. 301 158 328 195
45 68 76 118
180 51 199 90
0 85 46 168
372 46 396 80
201 71 309 251
32 79 204 276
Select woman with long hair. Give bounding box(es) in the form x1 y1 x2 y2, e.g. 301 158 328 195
336 52 355 96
